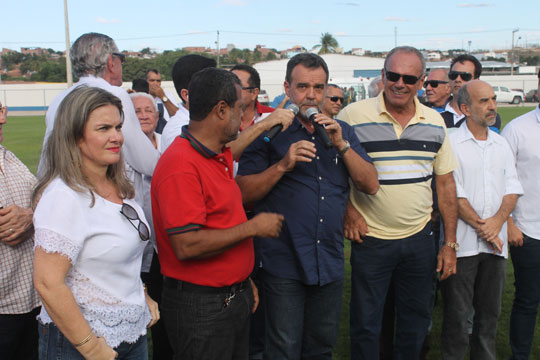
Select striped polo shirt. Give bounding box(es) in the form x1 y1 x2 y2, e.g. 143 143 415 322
339 92 456 239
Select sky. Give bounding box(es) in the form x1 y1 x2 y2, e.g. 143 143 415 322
2 0 539 54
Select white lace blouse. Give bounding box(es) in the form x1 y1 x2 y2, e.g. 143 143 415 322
34 178 151 347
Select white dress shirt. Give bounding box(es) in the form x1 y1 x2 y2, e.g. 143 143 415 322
450 123 523 258
40 76 159 177
501 105 540 240
160 102 189 152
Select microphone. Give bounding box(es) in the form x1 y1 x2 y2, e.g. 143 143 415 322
263 103 299 142
306 107 333 149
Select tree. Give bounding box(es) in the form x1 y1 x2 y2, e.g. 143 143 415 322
315 33 339 55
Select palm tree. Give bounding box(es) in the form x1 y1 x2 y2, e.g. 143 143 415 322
315 33 339 54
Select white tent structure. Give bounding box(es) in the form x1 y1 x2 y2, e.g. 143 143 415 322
253 54 385 101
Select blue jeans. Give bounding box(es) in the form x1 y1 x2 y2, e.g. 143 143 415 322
38 322 147 360
350 224 435 360
509 234 540 360
261 270 343 360
161 276 254 360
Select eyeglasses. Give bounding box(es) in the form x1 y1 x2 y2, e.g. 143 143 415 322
423 80 449 89
112 52 126 64
120 203 150 241
384 70 421 85
241 86 256 91
326 96 344 103
448 71 473 82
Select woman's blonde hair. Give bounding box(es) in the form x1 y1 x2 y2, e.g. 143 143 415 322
33 86 134 207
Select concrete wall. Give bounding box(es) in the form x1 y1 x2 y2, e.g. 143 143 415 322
0 81 180 115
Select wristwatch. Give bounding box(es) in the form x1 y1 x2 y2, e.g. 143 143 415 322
444 241 460 251
338 140 351 157
161 96 169 103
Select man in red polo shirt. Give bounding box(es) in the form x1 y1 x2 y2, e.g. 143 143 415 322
151 68 284 359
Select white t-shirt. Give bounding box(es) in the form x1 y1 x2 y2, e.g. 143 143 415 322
160 103 189 153
34 177 151 347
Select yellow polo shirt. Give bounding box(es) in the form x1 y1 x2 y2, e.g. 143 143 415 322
339 92 456 239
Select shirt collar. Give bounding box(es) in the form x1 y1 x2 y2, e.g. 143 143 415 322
180 125 218 158
453 121 497 145
376 91 426 125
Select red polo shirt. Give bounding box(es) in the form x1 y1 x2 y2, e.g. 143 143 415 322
151 126 254 287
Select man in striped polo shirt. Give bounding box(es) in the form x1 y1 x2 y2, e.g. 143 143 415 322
340 46 458 359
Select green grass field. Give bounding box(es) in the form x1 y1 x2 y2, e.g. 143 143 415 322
3 105 539 359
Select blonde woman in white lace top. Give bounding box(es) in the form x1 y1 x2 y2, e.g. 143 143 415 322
33 86 159 360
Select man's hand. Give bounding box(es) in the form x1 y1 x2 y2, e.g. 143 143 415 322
251 212 285 238
249 278 259 314
0 205 33 246
313 114 345 149
508 218 524 247
476 216 504 242
344 200 368 243
149 83 166 99
276 140 316 173
437 245 457 280
262 108 295 133
485 236 504 254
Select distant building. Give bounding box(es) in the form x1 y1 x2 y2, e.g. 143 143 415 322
183 47 208 53
20 47 48 56
352 48 365 56
426 52 441 61
1 48 16 56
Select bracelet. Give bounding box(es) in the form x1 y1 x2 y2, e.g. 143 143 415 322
73 332 93 347
143 283 147 292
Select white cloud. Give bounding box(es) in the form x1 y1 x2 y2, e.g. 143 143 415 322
221 0 247 6
384 17 412 22
457 3 494 8
96 17 119 24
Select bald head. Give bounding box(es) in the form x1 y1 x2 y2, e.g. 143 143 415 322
458 80 497 128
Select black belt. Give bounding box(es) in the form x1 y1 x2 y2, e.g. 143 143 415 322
163 276 249 294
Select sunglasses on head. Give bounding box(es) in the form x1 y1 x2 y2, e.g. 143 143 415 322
423 80 449 89
120 203 150 241
385 70 421 85
327 96 344 103
448 71 473 82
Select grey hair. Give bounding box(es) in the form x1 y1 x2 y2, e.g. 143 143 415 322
33 86 134 208
428 68 449 81
368 76 383 98
71 33 118 78
457 82 472 109
384 46 426 75
130 92 158 112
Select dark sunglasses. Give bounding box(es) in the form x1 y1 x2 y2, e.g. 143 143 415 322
120 203 150 241
327 96 344 103
112 52 126 64
385 70 421 85
423 80 449 89
241 86 256 91
448 71 473 82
